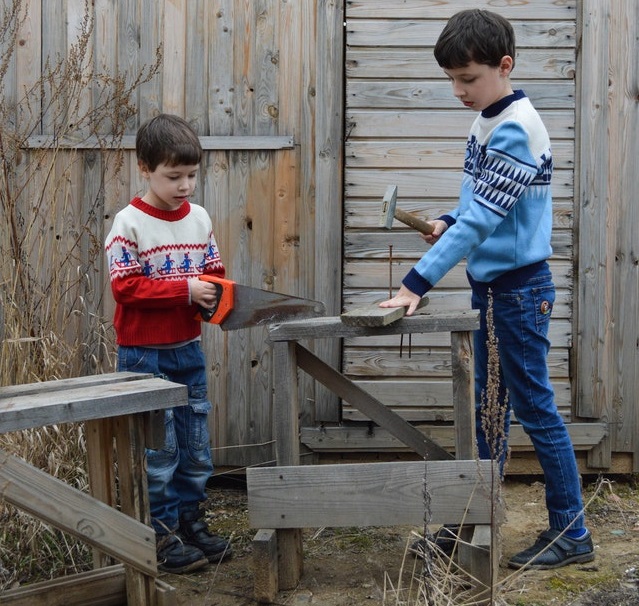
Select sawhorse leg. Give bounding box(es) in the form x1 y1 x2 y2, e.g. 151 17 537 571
86 411 176 606
451 330 499 605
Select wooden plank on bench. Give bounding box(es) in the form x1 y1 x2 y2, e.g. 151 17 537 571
267 310 480 341
247 460 498 528
340 304 406 326
0 377 188 433
0 449 157 576
0 372 152 398
340 298 429 327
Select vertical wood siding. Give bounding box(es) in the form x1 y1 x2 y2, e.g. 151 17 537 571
576 0 639 470
5 0 638 470
343 1 578 423
6 0 343 469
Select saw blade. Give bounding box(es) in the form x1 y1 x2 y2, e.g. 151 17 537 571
220 285 325 330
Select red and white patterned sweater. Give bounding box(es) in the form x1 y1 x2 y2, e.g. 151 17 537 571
105 197 225 346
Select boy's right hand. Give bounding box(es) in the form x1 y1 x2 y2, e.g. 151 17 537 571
189 277 219 310
421 219 448 245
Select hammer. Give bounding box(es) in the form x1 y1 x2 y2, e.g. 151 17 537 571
378 184 434 235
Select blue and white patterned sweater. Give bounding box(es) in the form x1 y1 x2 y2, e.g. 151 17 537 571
403 90 553 296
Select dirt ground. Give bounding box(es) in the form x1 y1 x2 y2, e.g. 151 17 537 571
164 475 639 605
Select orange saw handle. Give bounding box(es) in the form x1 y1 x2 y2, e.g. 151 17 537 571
195 275 235 324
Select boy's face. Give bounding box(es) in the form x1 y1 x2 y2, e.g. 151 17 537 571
443 56 513 112
139 161 200 211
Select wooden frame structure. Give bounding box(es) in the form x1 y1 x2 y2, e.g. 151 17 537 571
247 310 501 605
0 372 187 606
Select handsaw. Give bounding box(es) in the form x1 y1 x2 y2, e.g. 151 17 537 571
195 275 325 330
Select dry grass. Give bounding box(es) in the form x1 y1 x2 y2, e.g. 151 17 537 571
384 293 508 605
0 0 161 590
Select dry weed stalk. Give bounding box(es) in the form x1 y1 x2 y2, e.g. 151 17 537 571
0 0 161 589
386 293 508 605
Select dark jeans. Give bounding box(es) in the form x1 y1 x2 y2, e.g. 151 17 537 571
472 267 585 532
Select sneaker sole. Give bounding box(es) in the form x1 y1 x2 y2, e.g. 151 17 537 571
508 551 595 570
158 555 209 574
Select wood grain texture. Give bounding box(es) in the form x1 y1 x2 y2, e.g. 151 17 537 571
5 0 636 471
0 449 156 575
247 460 498 528
0 376 187 433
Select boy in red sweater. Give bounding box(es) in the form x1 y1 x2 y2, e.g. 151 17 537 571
105 114 231 573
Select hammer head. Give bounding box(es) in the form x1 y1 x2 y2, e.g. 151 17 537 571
378 184 398 230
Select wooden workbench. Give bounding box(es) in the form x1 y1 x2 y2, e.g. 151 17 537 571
0 371 188 606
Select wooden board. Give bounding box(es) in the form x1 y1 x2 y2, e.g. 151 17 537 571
247 459 498 528
340 297 429 327
268 310 479 342
0 376 187 433
300 423 608 453
0 564 176 606
0 449 156 576
0 564 127 606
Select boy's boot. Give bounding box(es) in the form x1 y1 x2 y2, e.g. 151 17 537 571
410 524 460 558
178 508 233 563
156 533 208 574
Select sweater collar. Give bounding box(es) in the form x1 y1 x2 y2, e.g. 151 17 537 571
131 197 191 221
481 89 526 119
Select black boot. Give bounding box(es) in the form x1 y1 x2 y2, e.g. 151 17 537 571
410 524 461 558
178 508 232 563
156 533 208 574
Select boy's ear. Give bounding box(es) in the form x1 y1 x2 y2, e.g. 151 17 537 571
499 55 514 76
138 160 151 178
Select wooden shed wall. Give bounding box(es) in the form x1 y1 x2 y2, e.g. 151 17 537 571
3 0 343 469
3 0 638 473
341 0 639 473
576 0 639 471
343 0 577 423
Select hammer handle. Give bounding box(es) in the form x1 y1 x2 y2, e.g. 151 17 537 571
394 207 434 235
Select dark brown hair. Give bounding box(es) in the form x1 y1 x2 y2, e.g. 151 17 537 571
135 113 202 171
434 9 516 70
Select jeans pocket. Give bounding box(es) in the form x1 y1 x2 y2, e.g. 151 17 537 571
532 285 555 332
188 383 212 453
117 346 157 374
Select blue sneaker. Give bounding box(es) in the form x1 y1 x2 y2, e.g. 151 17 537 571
508 529 595 570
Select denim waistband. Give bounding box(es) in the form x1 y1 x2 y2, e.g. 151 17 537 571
467 260 550 295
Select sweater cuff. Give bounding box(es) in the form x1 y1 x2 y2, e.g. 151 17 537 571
402 268 434 297
438 214 457 228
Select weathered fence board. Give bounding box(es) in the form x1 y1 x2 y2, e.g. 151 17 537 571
5 1 343 469
247 460 496 528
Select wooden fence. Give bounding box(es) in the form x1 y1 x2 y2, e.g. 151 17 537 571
1 0 638 472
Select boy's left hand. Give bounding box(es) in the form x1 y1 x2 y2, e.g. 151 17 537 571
378 285 422 316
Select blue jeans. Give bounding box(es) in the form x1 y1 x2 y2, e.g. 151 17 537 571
117 341 213 535
471 266 585 532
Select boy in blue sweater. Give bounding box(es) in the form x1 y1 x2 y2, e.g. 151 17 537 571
380 9 594 569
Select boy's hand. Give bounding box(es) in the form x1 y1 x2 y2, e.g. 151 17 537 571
378 285 422 316
189 277 219 310
421 219 448 245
